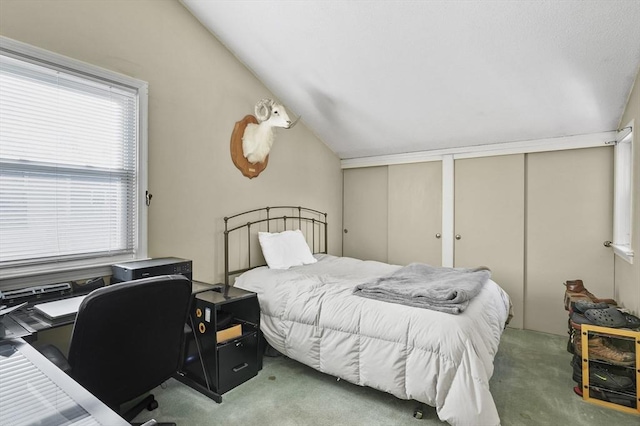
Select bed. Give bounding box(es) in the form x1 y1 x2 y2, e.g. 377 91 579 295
225 207 511 426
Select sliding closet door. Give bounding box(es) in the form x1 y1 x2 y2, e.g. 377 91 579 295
526 147 614 336
388 162 442 266
454 154 525 329
343 167 388 262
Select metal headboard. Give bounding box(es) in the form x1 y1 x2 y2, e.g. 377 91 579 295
224 206 328 285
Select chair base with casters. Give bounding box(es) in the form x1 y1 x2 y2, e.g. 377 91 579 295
127 394 159 420
38 344 177 425
122 394 175 426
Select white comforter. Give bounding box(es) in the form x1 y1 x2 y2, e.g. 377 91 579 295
235 255 511 426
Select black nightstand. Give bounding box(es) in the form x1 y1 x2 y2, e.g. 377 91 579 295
176 283 261 402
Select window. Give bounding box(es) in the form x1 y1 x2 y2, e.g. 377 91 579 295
612 123 634 263
0 37 148 287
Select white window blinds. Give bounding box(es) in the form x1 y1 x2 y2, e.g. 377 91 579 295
0 53 139 268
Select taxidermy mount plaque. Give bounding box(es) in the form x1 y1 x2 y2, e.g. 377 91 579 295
230 115 268 179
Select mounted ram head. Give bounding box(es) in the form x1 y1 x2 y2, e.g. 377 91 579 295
241 99 298 164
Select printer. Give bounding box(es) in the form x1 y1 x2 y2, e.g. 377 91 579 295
111 257 192 283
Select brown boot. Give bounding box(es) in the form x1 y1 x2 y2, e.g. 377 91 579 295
588 336 635 366
565 280 617 305
572 332 582 355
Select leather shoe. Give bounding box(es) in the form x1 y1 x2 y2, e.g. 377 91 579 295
565 280 617 305
588 336 635 366
573 333 636 366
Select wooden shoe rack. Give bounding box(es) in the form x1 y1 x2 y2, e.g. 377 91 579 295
580 324 640 415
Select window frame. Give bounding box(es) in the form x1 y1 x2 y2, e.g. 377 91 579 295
0 37 148 290
611 121 634 264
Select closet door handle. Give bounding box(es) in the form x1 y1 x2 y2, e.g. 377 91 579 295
435 233 441 239
455 234 462 240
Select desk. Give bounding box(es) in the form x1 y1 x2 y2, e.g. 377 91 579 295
0 315 34 341
1 280 216 342
1 279 218 421
1 288 95 344
0 338 129 425
10 300 82 341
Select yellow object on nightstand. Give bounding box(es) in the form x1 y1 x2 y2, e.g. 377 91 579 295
216 324 242 344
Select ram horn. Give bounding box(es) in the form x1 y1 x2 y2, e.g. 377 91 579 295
254 98 273 122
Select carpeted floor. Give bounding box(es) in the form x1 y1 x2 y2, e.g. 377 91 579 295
132 328 639 425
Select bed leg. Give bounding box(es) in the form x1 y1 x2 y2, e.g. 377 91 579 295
413 403 425 420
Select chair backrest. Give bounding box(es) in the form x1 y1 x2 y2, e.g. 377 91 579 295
67 274 192 408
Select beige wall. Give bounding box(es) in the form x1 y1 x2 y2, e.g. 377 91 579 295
0 0 343 284
615 68 640 315
2 0 636 312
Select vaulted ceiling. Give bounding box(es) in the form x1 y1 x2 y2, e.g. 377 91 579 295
180 1 640 159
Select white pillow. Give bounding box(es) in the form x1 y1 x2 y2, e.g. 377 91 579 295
258 229 318 269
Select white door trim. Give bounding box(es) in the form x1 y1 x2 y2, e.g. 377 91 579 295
341 131 615 169
441 155 454 267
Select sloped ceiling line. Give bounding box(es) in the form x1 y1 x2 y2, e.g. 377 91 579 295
180 0 640 160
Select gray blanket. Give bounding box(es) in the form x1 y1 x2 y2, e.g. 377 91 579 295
353 263 491 314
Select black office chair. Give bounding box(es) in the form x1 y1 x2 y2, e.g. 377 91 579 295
40 274 192 424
